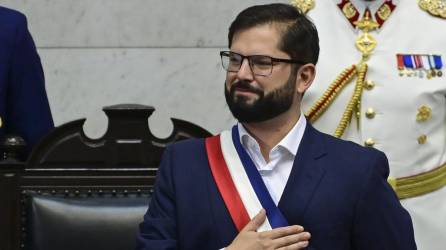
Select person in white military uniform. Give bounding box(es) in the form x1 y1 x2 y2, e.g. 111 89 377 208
291 0 446 249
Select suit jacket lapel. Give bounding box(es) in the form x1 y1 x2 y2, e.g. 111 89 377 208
278 124 327 225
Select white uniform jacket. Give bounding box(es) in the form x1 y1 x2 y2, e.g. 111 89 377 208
302 1 446 249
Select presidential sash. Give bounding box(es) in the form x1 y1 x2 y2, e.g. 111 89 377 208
205 126 288 232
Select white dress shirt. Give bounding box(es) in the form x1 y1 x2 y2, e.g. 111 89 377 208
237 114 307 205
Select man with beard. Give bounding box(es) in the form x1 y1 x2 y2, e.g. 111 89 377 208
137 3 416 250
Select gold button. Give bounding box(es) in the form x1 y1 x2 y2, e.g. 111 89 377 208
365 108 376 119
418 134 427 144
364 80 375 90
364 138 375 147
416 105 432 122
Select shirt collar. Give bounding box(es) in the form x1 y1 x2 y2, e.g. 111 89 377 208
237 113 307 157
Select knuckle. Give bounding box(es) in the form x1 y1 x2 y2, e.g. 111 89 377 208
258 232 267 240
284 234 299 244
291 225 302 233
283 225 299 235
297 241 309 249
260 241 271 249
300 232 311 240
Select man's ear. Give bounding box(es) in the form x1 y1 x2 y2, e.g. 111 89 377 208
296 64 316 95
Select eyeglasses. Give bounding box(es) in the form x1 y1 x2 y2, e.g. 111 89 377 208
220 51 306 76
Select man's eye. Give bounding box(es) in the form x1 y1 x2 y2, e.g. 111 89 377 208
253 59 271 66
256 60 271 66
229 57 241 63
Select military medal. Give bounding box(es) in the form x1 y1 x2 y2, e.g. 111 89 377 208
403 55 415 77
421 55 433 79
428 55 437 78
433 55 443 77
414 55 424 78
396 54 406 76
398 54 444 79
354 9 380 60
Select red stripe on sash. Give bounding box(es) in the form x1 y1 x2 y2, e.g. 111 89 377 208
205 135 250 231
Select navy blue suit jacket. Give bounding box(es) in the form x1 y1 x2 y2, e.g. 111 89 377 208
0 6 53 156
137 124 416 250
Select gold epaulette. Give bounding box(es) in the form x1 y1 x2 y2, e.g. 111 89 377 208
388 162 446 199
290 0 315 14
419 0 446 19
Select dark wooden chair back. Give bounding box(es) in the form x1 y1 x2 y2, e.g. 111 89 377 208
0 104 211 250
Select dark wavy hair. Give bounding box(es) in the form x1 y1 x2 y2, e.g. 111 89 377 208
228 3 319 65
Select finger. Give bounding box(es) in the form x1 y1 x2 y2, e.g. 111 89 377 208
273 232 311 248
241 209 266 232
260 225 304 239
276 240 309 250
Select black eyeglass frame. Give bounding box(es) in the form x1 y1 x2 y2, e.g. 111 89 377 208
219 51 307 76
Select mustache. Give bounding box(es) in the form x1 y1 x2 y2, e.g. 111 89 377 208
230 80 263 94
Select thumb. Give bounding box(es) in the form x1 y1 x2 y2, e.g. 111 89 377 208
241 209 266 232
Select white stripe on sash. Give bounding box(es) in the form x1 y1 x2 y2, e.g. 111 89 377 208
220 130 272 232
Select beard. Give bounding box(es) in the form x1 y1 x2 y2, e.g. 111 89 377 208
224 73 297 123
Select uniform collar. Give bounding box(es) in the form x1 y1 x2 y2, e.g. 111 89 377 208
334 0 398 30
350 0 386 15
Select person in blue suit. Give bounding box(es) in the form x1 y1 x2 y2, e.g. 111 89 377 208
137 3 416 250
0 6 54 158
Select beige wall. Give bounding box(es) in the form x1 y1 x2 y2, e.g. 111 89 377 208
2 0 287 137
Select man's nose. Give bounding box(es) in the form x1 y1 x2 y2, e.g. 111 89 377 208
236 58 254 80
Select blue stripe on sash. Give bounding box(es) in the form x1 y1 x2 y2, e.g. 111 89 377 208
231 126 288 228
